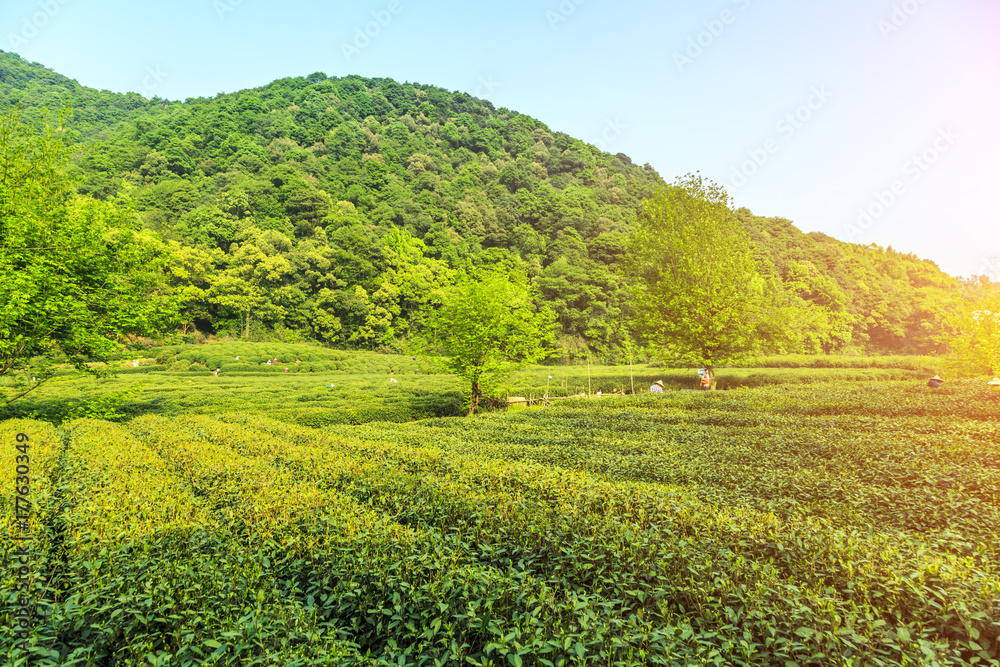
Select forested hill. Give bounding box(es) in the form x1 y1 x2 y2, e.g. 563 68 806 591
0 51 966 358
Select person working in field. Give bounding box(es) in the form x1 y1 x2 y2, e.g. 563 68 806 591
650 380 664 393
927 375 943 388
700 371 712 390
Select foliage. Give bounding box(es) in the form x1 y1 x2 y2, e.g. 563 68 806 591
943 288 1000 377
424 268 556 414
3 382 998 665
740 210 964 355
0 106 172 399
625 173 764 378
0 51 971 359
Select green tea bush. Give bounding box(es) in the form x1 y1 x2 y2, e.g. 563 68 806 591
2 419 377 666
7 382 998 665
112 365 165 375
328 382 1000 665
733 354 941 372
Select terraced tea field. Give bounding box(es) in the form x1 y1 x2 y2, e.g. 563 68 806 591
2 380 998 666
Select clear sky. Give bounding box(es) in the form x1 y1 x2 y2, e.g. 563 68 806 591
3 0 998 279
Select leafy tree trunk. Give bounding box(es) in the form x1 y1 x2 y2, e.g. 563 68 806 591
468 380 481 416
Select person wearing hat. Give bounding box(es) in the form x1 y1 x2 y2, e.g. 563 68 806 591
700 370 712 390
927 375 943 388
650 380 664 393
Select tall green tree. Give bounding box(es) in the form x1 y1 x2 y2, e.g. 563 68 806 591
943 289 1000 377
623 173 764 383
0 107 171 399
208 230 292 338
424 267 555 415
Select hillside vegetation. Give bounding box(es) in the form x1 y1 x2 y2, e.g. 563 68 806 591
0 51 977 360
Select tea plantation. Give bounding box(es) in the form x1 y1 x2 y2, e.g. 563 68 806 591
2 379 998 665
0 343 933 428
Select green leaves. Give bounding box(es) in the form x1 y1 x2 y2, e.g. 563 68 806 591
624 173 765 368
423 266 556 414
942 291 1000 378
0 107 172 390
4 379 998 665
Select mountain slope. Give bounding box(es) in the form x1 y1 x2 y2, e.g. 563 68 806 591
0 51 965 357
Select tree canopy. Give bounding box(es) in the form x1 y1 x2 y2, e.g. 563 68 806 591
0 106 170 396
0 51 979 361
943 288 1000 377
624 174 764 374
424 267 555 414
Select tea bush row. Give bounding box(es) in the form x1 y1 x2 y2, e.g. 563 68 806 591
4 378 997 665
4 419 374 666
220 414 998 665
377 395 1000 545
125 415 669 666
153 344 437 376
320 386 999 665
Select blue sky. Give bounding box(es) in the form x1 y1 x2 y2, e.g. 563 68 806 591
3 0 998 279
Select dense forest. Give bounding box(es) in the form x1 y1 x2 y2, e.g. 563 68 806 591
0 50 976 360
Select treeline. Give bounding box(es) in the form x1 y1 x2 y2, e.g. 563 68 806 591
740 212 967 354
0 51 976 359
